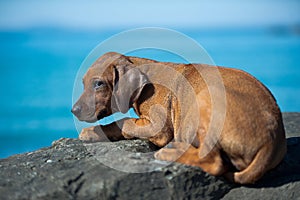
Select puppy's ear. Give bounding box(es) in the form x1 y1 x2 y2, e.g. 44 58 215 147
112 59 148 113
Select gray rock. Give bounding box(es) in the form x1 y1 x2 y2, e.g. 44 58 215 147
0 139 232 200
283 112 300 138
0 112 299 200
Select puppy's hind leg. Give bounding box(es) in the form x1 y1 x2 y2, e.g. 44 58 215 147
195 147 228 176
231 143 279 184
155 143 227 176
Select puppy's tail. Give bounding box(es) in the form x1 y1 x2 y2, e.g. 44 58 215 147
232 138 286 184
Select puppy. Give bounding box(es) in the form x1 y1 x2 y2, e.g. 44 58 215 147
72 52 286 184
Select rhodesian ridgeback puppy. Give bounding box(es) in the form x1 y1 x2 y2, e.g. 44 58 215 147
72 52 286 184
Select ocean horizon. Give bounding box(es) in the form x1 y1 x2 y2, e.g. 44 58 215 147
0 26 299 158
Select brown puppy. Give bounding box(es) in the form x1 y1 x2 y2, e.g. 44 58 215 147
72 52 286 184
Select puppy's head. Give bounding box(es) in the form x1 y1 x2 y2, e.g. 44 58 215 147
72 52 148 123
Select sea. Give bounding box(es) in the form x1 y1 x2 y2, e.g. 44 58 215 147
0 26 299 158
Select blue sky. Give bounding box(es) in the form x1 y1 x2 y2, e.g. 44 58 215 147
0 0 300 30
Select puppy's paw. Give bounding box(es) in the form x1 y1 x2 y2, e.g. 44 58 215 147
79 127 106 142
154 147 185 162
154 142 199 166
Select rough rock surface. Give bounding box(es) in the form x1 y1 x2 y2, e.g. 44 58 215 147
0 113 299 200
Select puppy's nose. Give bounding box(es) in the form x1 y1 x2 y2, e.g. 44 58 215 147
71 104 82 116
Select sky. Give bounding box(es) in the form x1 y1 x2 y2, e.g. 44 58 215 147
0 0 300 30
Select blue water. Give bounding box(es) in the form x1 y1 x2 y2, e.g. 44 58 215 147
0 27 299 158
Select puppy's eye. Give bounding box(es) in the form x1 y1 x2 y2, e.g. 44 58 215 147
94 80 105 90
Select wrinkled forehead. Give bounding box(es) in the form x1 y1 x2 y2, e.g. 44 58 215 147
92 52 122 69
82 53 121 83
83 64 113 84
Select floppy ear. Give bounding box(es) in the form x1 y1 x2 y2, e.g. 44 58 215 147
112 58 149 113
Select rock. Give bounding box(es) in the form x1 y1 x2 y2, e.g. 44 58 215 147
283 112 300 138
0 112 299 200
0 139 232 200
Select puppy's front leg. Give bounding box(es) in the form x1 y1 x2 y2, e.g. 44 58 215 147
121 119 172 147
79 123 124 142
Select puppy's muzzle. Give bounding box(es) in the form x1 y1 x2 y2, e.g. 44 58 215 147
71 104 82 117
